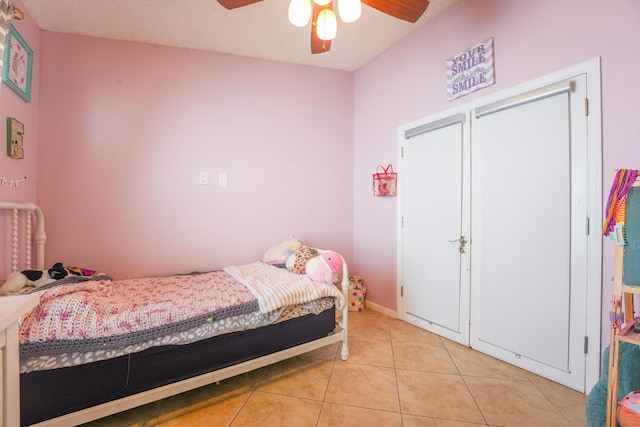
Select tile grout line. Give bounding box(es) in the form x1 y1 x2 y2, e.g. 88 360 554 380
226 366 268 426
315 343 340 426
440 335 490 426
387 319 407 425
528 378 577 426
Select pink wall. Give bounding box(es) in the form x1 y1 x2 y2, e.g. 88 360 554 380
0 0 39 203
36 33 354 279
353 0 640 349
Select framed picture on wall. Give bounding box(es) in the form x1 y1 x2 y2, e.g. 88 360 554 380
2 25 33 102
6 117 24 159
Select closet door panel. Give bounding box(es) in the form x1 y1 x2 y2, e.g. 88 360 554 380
470 74 588 392
472 93 570 369
400 117 470 345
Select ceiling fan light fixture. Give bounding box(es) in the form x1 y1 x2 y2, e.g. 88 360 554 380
11 6 24 20
288 0 312 27
313 0 332 6
316 9 337 41
338 0 361 23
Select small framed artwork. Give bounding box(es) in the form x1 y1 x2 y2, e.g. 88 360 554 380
2 25 33 102
7 117 24 159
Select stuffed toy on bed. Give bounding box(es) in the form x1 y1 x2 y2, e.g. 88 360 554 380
0 262 70 295
263 237 304 267
306 252 342 284
286 246 318 274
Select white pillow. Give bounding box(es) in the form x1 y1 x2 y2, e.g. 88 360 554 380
262 238 304 266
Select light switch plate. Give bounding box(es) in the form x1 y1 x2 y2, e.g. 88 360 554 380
199 172 208 185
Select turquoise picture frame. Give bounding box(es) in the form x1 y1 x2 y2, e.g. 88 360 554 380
2 25 33 102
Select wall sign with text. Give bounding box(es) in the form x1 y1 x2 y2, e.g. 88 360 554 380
446 37 495 101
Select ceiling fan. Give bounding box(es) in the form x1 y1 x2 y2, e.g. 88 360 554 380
217 0 430 54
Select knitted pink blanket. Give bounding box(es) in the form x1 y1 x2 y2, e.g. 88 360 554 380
19 271 258 357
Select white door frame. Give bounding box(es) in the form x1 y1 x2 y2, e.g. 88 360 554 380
397 58 602 392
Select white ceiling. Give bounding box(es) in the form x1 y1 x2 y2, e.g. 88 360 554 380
20 0 459 72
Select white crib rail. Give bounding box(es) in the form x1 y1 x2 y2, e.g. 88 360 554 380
0 201 46 274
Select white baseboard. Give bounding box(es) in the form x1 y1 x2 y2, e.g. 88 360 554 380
365 301 397 318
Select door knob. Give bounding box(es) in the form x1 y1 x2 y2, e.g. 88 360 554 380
449 236 468 253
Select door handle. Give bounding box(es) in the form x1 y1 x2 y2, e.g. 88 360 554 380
449 236 468 253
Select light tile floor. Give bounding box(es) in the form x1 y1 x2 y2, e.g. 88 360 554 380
84 309 587 426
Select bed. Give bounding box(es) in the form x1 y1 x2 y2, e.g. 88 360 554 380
0 201 349 427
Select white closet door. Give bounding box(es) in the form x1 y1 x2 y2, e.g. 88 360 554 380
469 76 588 390
400 115 471 345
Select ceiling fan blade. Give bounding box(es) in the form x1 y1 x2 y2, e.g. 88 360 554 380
362 0 430 23
217 0 262 9
311 3 332 55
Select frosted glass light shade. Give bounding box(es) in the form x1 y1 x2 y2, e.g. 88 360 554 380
316 9 337 40
314 0 332 6
288 0 312 27
338 0 361 23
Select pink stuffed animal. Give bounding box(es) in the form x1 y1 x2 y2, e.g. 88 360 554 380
306 252 343 284
618 390 640 427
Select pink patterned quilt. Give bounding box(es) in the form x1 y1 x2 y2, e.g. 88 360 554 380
19 271 258 358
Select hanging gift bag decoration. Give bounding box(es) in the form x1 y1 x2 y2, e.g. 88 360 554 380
372 164 397 197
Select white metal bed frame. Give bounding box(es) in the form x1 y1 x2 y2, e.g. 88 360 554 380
0 201 349 427
0 202 46 276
